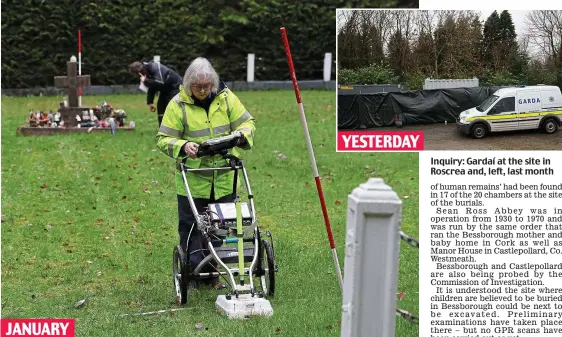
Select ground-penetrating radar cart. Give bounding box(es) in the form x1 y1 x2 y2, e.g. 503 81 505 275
172 133 277 318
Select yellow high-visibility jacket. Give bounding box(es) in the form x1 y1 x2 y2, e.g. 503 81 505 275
156 84 255 199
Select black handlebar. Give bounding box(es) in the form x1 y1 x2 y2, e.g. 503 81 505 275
196 133 241 158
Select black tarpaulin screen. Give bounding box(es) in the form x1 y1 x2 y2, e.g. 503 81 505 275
338 86 504 129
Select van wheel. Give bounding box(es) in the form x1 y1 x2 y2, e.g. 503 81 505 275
471 124 488 139
542 118 558 134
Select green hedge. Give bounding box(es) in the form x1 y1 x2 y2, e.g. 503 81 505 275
1 0 407 89
338 63 398 85
339 66 559 90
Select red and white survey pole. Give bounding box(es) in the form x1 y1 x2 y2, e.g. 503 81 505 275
78 30 82 107
280 27 343 292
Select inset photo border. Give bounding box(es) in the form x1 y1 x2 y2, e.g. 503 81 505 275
336 9 562 151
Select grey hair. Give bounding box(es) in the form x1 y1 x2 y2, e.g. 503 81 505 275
183 57 220 94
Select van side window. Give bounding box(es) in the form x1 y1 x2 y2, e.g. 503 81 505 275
491 97 516 114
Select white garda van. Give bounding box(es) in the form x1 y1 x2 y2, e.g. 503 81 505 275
457 85 562 139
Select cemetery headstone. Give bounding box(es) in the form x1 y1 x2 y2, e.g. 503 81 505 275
53 56 91 127
16 56 135 136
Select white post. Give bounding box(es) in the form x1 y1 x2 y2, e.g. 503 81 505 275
341 178 402 337
78 53 82 107
323 53 332 82
154 55 160 63
247 53 255 82
78 30 82 107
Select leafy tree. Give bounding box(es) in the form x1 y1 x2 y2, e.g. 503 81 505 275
498 10 519 73
481 10 519 73
469 16 484 76
482 11 501 70
527 59 557 85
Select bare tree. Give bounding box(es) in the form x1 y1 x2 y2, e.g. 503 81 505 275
415 10 457 77
337 9 393 68
525 10 562 68
338 9 495 86
415 11 438 76
519 34 531 56
337 10 362 69
447 11 482 77
371 10 394 53
558 38 562 91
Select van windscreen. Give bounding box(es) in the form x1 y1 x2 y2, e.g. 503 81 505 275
477 95 500 112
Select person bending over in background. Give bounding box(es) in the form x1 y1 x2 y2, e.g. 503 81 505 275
128 60 182 127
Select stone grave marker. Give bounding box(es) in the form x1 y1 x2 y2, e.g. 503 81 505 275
53 56 91 127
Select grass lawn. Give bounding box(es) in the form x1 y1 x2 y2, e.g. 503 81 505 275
1 90 418 337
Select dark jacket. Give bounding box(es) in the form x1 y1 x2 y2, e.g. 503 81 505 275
142 62 182 105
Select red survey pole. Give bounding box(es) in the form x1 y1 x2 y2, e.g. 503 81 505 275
280 27 343 292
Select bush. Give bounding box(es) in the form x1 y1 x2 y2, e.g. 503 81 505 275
337 69 359 85
527 67 558 86
404 70 427 90
338 63 397 85
480 70 522 86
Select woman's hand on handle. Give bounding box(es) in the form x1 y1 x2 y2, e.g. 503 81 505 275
183 142 199 159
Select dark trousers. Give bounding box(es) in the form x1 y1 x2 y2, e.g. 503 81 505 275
177 192 235 271
157 88 180 127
